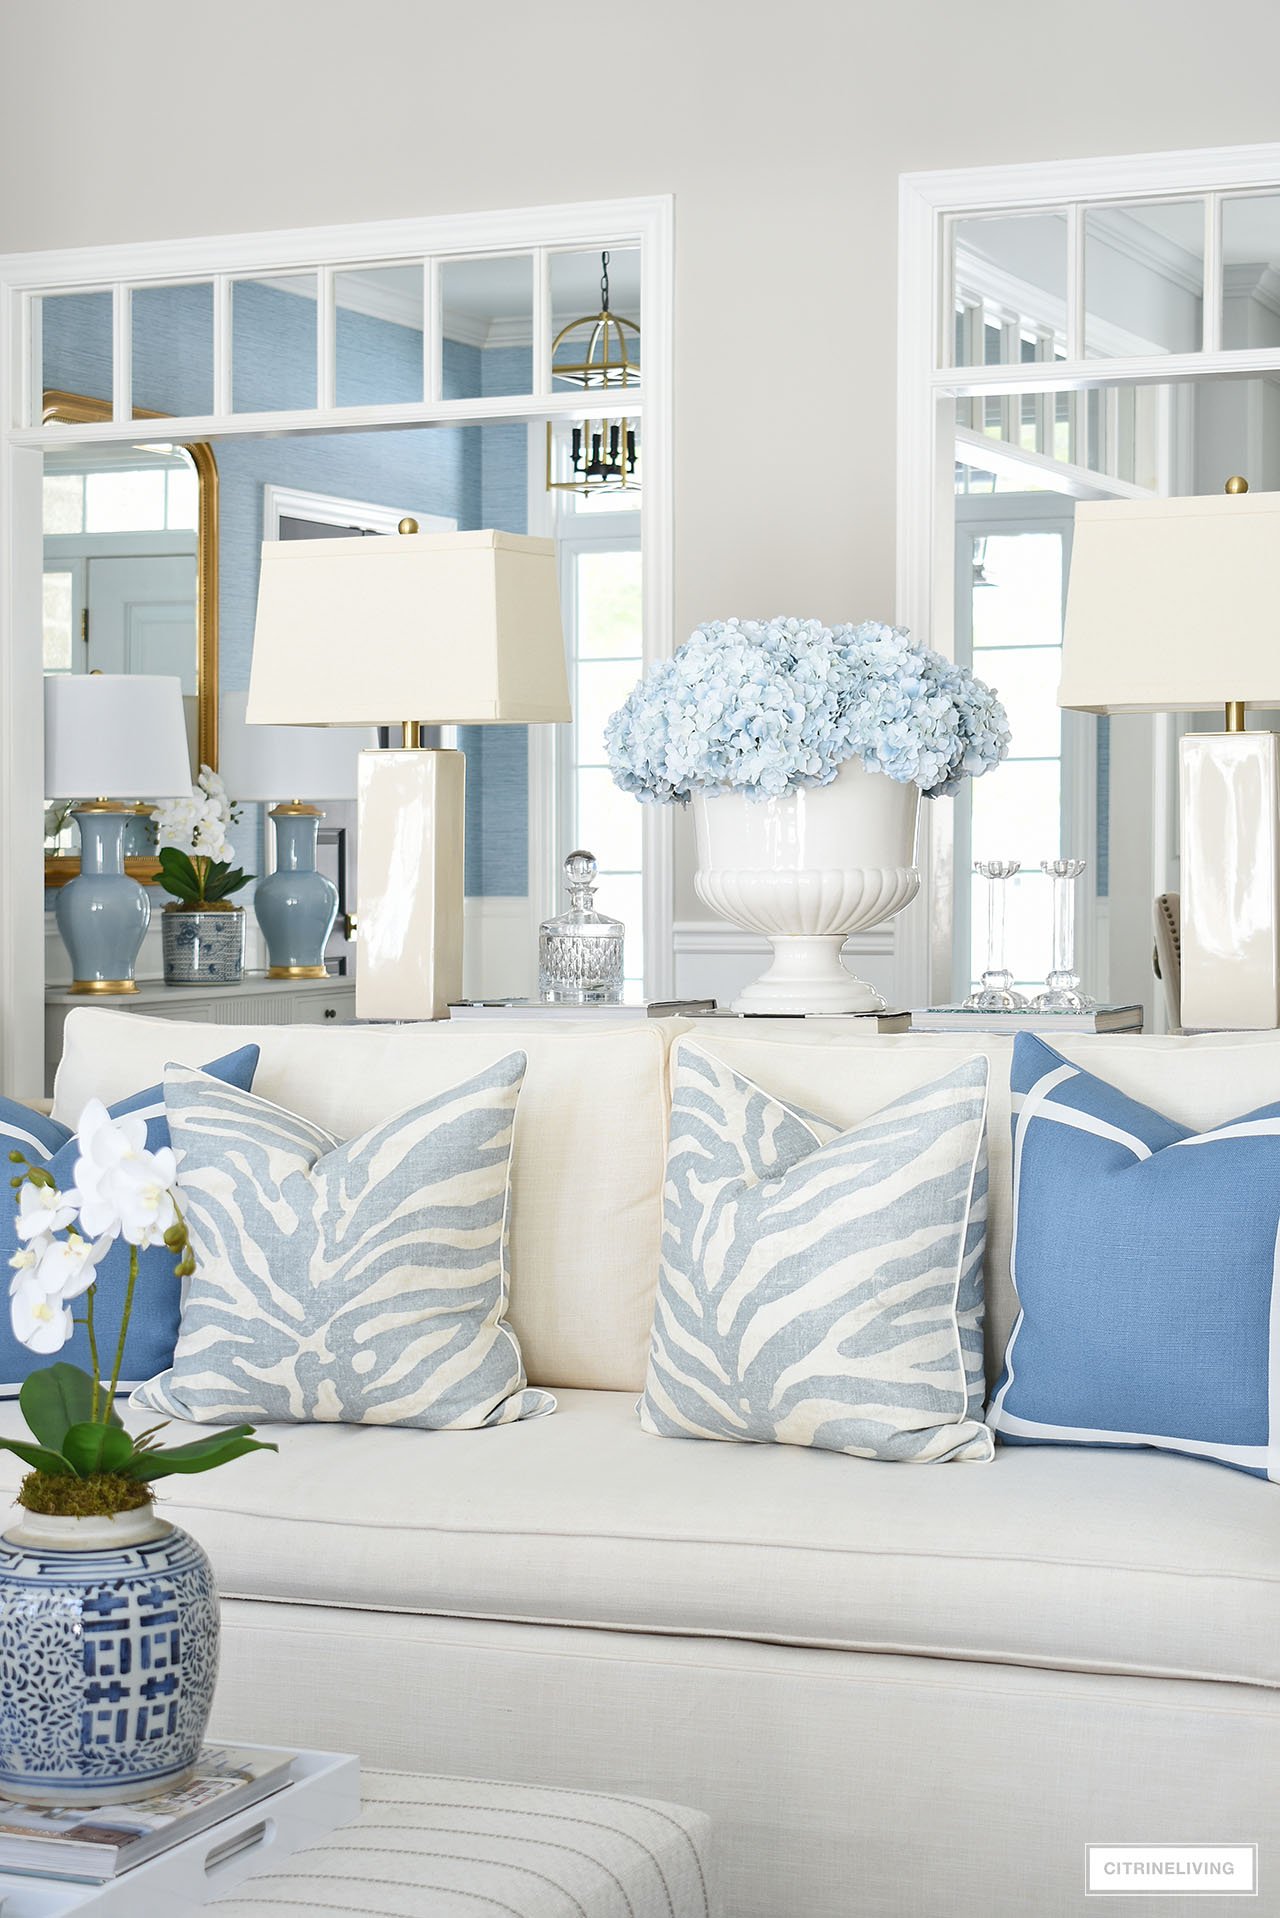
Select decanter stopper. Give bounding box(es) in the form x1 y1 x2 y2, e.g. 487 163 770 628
538 850 625 1005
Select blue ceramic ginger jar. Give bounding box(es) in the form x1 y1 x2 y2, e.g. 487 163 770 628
254 808 338 978
0 1505 219 1805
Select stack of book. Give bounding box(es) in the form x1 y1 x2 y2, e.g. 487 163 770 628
449 998 717 1021
910 1004 1143 1034
0 1747 297 1892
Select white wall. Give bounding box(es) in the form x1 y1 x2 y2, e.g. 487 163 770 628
6 0 1280 942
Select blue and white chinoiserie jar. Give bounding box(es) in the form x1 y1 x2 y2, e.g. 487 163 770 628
162 905 245 986
0 1505 219 1806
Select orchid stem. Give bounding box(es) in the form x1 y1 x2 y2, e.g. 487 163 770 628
105 1244 137 1414
86 1287 101 1424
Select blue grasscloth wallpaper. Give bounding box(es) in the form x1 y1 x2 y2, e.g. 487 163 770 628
42 285 530 897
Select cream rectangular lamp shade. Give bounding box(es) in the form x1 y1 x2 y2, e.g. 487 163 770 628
1060 487 1280 1030
247 528 570 1019
219 692 376 801
248 530 570 726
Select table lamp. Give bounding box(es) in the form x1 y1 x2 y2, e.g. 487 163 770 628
44 674 193 994
247 525 570 1018
219 692 378 977
1059 481 1280 1030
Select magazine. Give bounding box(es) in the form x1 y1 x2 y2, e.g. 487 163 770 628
0 1744 296 1883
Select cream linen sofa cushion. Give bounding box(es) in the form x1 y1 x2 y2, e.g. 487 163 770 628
4 1389 1272 1690
687 1023 1280 1373
54 1008 682 1391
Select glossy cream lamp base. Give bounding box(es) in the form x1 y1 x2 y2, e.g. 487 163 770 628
355 748 465 1022
1179 730 1280 1032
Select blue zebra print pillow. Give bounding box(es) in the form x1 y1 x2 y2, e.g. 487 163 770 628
134 1056 553 1430
639 1044 992 1462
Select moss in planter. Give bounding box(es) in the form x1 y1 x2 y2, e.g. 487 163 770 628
19 1472 152 1517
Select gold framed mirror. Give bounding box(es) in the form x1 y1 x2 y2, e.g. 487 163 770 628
42 390 218 887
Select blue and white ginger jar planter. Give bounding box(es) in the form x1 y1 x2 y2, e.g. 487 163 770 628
0 1505 219 1805
162 905 245 986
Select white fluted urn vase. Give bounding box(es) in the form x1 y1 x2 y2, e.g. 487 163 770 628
693 758 920 1014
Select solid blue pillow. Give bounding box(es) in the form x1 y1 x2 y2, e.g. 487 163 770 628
987 1032 1279 1481
0 1046 260 1397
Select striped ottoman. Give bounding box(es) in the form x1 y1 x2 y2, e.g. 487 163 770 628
211 1769 715 1918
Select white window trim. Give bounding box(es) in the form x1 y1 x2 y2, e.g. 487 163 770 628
554 508 642 926
898 141 1280 1006
953 496 1091 999
0 195 674 1092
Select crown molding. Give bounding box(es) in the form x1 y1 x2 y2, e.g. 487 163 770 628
1223 260 1280 323
258 272 620 352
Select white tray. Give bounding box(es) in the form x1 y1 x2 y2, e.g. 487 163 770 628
0 1746 360 1917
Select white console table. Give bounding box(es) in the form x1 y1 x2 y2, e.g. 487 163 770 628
45 975 357 1093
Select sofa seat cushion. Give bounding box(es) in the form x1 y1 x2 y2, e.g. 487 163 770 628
3 1392 1273 1689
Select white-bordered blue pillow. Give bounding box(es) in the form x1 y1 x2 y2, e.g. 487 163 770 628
988 1032 1280 1481
639 1044 992 1462
135 1054 553 1430
0 1045 259 1397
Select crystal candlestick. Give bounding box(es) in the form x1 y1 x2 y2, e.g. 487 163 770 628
1034 858 1094 1010
964 860 1027 1010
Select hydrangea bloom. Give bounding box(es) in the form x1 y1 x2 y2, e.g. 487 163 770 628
605 617 1010 804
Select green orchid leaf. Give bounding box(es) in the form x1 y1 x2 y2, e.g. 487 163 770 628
61 1422 136 1476
20 1365 121 1450
0 1436 75 1476
157 849 203 901
130 1421 252 1456
123 1432 277 1479
200 864 252 902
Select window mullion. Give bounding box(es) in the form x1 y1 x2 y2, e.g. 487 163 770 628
1202 193 1223 354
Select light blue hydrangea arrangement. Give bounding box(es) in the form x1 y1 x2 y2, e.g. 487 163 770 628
605 617 1010 804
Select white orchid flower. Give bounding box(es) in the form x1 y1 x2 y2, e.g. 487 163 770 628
33 1228 111 1303
9 1238 48 1290
14 1181 78 1242
10 1274 73 1354
69 1099 182 1248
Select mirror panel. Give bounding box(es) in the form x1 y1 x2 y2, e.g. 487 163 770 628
950 213 1068 366
233 274 319 413
550 246 640 388
335 266 423 406
40 292 113 417
41 393 218 893
441 255 534 401
1221 194 1280 350
1084 200 1204 356
132 282 214 415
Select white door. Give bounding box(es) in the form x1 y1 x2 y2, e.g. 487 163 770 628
85 554 197 689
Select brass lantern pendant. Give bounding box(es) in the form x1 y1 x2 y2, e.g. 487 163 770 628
546 251 640 496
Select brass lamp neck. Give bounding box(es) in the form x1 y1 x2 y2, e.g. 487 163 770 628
1226 701 1247 734
401 721 423 749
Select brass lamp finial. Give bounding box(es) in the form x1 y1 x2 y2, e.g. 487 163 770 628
398 516 420 535
1225 475 1249 495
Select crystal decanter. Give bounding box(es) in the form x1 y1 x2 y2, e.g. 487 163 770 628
538 851 625 1003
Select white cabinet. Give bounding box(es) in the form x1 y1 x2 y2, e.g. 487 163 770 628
45 976 357 1093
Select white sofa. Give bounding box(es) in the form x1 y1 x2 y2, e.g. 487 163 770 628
5 1007 1279 1918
